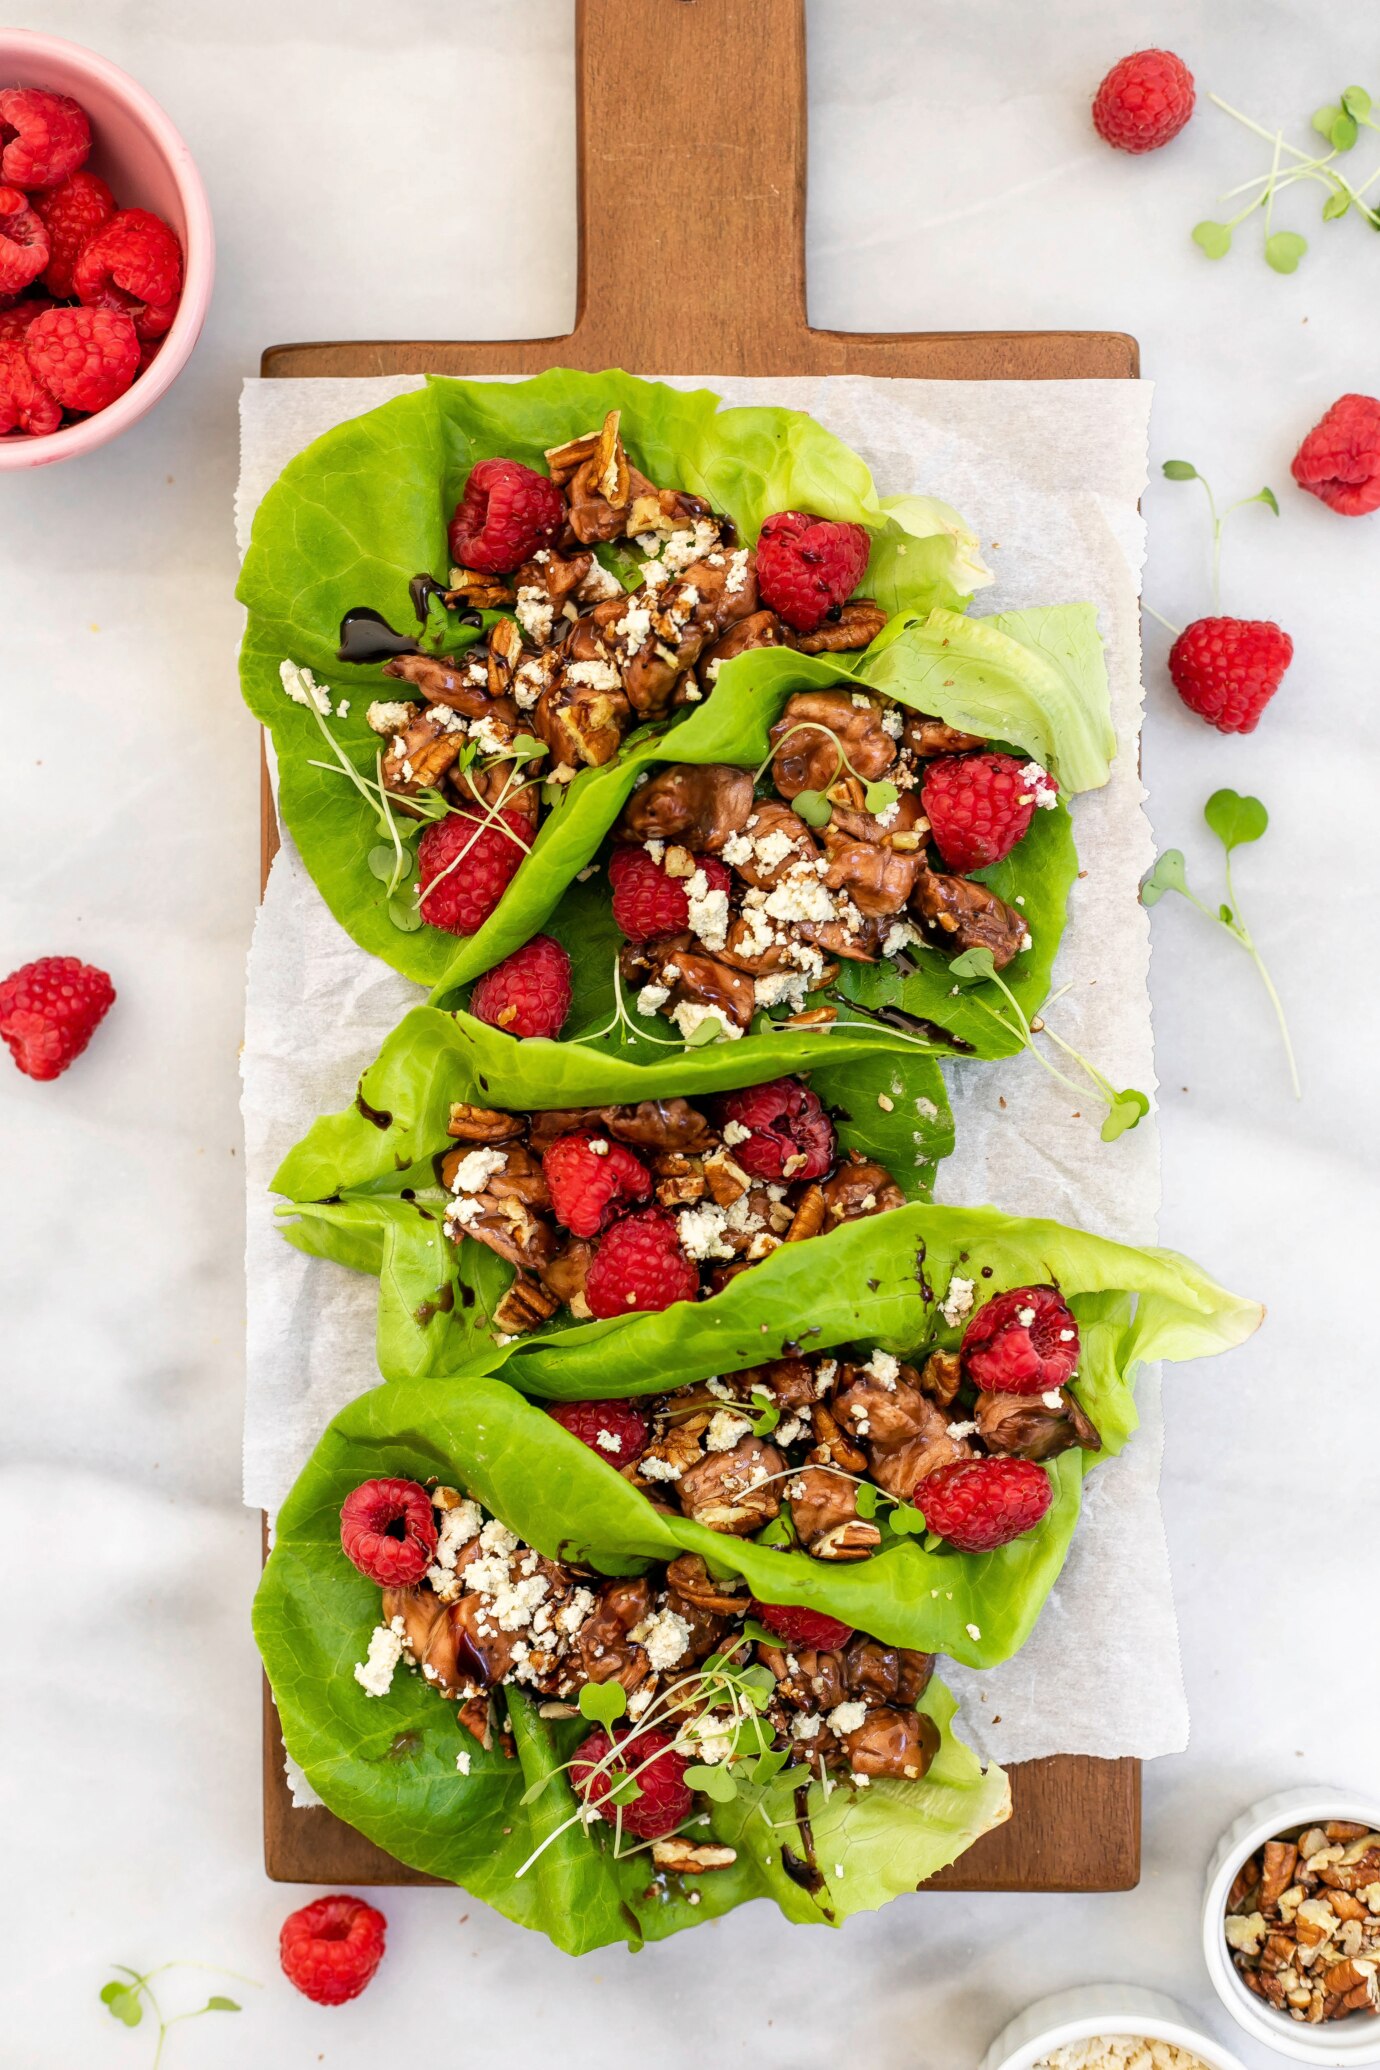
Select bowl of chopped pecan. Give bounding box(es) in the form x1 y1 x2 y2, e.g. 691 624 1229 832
981 1983 1248 2070
1204 1790 1380 2062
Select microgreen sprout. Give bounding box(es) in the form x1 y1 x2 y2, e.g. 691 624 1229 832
1193 89 1380 271
1160 461 1279 615
946 946 1149 1142
1142 788 1299 1098
754 719 899 832
99 1961 257 2069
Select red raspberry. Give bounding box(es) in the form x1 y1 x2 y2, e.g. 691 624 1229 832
571 1725 692 1840
543 1130 652 1238
1092 49 1195 153
922 750 1051 872
1167 617 1293 734
750 1600 854 1651
279 1895 387 2007
961 1284 1080 1397
32 169 114 298
608 846 732 942
716 1076 835 1182
417 809 532 935
915 1456 1053 1553
0 187 50 296
469 933 571 1038
0 339 60 435
1291 393 1380 518
0 87 91 189
755 510 871 634
0 295 57 344
25 305 139 415
73 207 183 341
448 457 566 573
585 1208 699 1320
339 1477 438 1587
0 956 115 1079
547 1398 650 1467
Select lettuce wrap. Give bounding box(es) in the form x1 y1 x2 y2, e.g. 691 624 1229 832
254 1374 1012 1950
273 1008 953 1378
239 370 1115 1059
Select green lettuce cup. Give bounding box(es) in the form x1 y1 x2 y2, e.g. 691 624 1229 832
239 370 1115 1059
254 1374 1012 1950
274 1009 954 1379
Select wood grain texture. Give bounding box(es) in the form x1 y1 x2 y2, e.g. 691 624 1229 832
256 0 1140 1893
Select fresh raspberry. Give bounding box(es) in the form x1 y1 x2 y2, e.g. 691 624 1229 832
755 510 871 634
279 1895 387 2006
448 457 566 573
922 751 1048 872
339 1477 438 1587
32 169 114 297
72 207 183 341
1291 393 1380 518
469 933 571 1038
0 87 91 189
0 187 50 296
543 1130 652 1238
0 339 60 435
961 1284 1080 1397
716 1076 835 1182
915 1456 1053 1553
571 1725 692 1840
547 1398 650 1467
750 1600 854 1651
24 305 139 414
1092 49 1195 153
0 956 115 1079
0 295 57 344
608 846 732 943
1167 617 1293 734
584 1208 699 1320
417 809 532 935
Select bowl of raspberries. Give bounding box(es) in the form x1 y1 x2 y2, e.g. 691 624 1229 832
0 28 212 465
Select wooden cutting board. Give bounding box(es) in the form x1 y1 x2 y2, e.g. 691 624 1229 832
258 0 1141 1893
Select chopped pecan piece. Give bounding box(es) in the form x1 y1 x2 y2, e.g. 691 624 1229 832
381 708 465 796
664 1553 747 1615
900 711 984 758
820 1154 905 1225
697 607 785 690
493 1273 561 1335
789 598 888 654
786 1464 863 1552
600 1098 717 1155
918 1349 962 1409
535 1239 595 1319
446 1103 526 1142
616 763 756 853
534 657 630 768
382 649 492 718
572 1577 654 1692
657 948 757 1031
769 690 897 798
546 410 632 543
445 568 515 611
650 1837 738 1873
676 1434 784 1534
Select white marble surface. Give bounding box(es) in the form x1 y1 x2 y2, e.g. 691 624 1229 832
2 3 1376 2065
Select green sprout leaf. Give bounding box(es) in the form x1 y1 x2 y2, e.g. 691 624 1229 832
1255 486 1280 516
1101 1088 1151 1143
888 1502 928 1535
509 734 547 762
1323 189 1351 221
684 1014 726 1049
1205 788 1268 853
853 1481 879 1519
862 778 899 815
578 1681 627 1728
1342 85 1372 118
387 892 423 934
1141 848 1190 907
100 1981 144 2028
1264 230 1308 273
1312 102 1342 139
745 1747 792 1788
1192 220 1233 260
204 1997 241 2014
683 1762 739 1803
1162 459 1200 482
366 844 401 884
946 945 997 984
748 1391 781 1437
791 789 833 828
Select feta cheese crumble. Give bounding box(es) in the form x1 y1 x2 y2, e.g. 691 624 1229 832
354 1617 408 1698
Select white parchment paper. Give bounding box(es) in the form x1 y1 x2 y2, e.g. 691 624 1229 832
239 372 1179 1761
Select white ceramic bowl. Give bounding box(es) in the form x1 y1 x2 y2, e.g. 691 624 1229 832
1204 1787 1380 2066
982 1984 1249 2070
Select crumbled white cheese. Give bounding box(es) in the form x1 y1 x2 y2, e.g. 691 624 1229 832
1020 760 1059 809
1042 1389 1065 1409
705 1408 753 1452
424 703 468 735
965 1622 982 1641
861 1350 900 1390
455 1750 472 1776
1017 1305 1037 1327
365 699 415 735
939 1275 976 1327
636 982 671 1015
353 1617 408 1698
945 1419 979 1440
880 706 904 738
640 1453 685 1483
595 1428 623 1453
791 1712 822 1741
671 1000 741 1043
614 601 652 648
450 1146 507 1194
630 1608 692 1671
425 1499 484 1597
565 657 621 690
677 1202 734 1262
685 869 730 952
754 970 811 1013
515 587 555 644
470 712 510 756
882 919 920 957
827 1700 867 1736
753 827 797 872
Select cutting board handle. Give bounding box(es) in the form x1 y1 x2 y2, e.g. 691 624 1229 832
567 0 810 368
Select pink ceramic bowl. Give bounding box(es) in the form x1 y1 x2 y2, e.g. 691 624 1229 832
0 29 213 468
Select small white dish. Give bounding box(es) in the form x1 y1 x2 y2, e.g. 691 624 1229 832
982 1983 1248 2070
1203 1786 1380 2066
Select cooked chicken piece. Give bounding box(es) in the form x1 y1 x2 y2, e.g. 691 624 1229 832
439 1141 546 1208
657 948 757 1031
839 1706 940 1781
513 548 594 620
865 1390 974 1503
616 763 756 852
677 551 760 633
820 1155 905 1225
534 1238 595 1319
832 1362 935 1449
842 1635 936 1707
447 1185 557 1274
623 625 704 719
789 598 888 654
910 861 1029 969
712 916 799 978
769 691 898 799
759 1642 847 1713
446 1103 526 1143
827 791 930 847
696 608 785 690
786 1464 863 1550
572 1577 655 1692
382 649 493 719
600 1098 717 1155
449 1593 530 1688
821 827 920 917
741 1356 817 1415
381 709 465 796
900 711 984 759
976 1387 1101 1461
795 910 891 963
676 1434 785 1534
730 800 821 890
534 662 631 768
382 1584 464 1695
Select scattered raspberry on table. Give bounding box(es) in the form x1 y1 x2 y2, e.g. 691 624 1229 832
279 1894 387 2007
469 933 572 1039
1168 616 1293 734
0 955 115 1080
1291 393 1380 517
1092 48 1195 153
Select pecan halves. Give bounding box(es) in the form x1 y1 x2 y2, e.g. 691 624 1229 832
446 1103 526 1142
789 599 888 654
492 1273 561 1335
